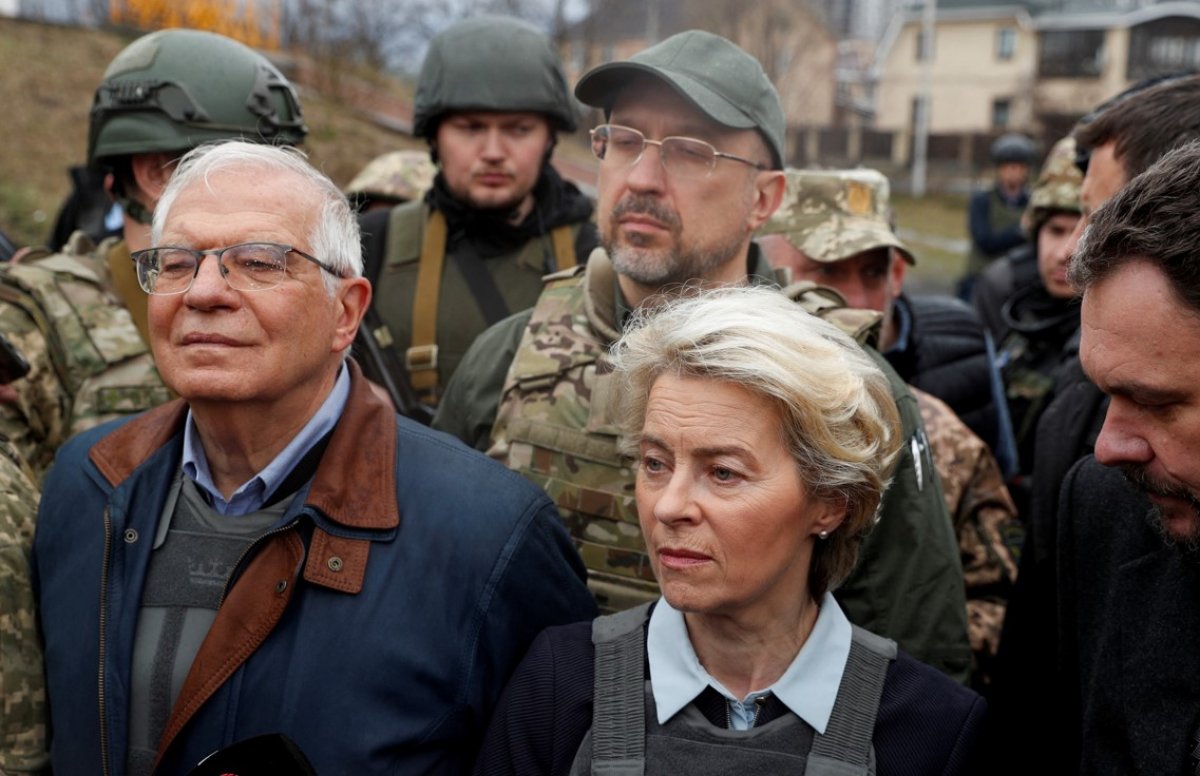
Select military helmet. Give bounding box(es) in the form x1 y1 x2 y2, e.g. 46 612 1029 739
1026 135 1082 235
991 133 1036 165
88 29 307 167
412 15 577 138
345 150 437 207
759 168 915 265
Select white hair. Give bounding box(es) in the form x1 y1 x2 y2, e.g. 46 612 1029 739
152 140 363 295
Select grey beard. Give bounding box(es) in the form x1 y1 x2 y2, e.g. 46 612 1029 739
1121 464 1200 554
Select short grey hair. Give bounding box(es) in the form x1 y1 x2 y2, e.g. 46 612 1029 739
610 285 902 598
152 140 363 295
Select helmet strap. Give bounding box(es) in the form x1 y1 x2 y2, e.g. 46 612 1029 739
113 190 154 226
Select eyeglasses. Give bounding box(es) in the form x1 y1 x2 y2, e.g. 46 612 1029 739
589 124 766 180
130 242 343 295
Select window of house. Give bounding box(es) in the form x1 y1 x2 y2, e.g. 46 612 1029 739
992 98 1012 129
1038 29 1105 77
996 28 1016 60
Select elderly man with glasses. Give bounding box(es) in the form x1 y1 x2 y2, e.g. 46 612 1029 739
434 30 971 682
30 140 596 775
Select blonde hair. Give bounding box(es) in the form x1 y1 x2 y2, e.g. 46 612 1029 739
610 285 902 597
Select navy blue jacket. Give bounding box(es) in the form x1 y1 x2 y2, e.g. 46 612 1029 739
32 362 598 775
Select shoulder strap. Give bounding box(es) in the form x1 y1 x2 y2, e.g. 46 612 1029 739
407 210 448 396
590 602 651 776
804 625 897 776
551 224 577 272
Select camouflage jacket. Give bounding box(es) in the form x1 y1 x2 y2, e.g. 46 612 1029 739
913 386 1022 689
0 234 170 478
0 435 44 773
437 247 971 681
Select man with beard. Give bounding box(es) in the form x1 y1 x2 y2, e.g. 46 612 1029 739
994 142 1200 772
435 30 972 681
358 16 597 412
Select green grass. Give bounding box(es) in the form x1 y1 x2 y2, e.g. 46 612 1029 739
891 192 970 295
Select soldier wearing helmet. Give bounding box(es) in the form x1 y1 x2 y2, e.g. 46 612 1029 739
971 136 1083 512
0 31 305 771
357 16 597 414
962 133 1035 299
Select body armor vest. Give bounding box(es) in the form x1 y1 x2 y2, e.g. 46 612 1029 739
570 603 895 776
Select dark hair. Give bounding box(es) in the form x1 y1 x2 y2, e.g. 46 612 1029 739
1070 141 1200 313
1075 75 1200 181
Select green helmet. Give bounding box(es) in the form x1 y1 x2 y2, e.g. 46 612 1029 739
88 28 307 168
412 15 577 138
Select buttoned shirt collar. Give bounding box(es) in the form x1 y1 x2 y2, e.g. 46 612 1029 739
181 365 350 516
646 591 852 734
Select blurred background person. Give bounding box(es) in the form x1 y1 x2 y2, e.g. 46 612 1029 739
473 287 985 775
961 133 1035 300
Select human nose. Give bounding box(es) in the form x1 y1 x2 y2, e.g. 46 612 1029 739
839 277 873 311
625 139 668 193
480 127 506 160
1093 399 1153 467
650 467 701 525
183 252 236 305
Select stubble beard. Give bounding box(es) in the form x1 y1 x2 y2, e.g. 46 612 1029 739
605 194 746 288
1121 464 1200 554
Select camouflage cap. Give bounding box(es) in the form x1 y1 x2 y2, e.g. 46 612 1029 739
574 30 786 169
1026 135 1082 233
759 168 915 264
344 150 436 206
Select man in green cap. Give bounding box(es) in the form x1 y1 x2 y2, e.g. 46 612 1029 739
436 30 971 681
357 15 597 413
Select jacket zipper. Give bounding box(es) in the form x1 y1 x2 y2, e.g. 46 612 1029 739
217 519 299 607
97 506 114 776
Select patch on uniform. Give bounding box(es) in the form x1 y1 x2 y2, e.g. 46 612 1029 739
846 180 872 216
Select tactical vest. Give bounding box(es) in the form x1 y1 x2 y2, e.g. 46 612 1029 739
0 236 170 472
370 201 579 403
571 603 896 776
487 269 883 614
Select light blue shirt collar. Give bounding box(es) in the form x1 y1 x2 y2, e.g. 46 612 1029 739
181 366 351 516
646 591 852 734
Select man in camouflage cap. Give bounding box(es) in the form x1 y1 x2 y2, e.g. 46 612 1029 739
344 149 437 213
760 168 1017 479
0 28 305 772
436 30 973 681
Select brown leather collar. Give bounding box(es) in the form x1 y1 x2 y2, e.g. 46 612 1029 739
88 359 400 531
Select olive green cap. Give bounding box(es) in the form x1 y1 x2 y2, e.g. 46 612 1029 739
88 28 306 167
345 150 436 206
759 168 915 264
413 15 577 137
574 30 786 169
1026 135 1082 234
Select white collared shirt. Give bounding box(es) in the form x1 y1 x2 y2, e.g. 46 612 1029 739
646 591 852 733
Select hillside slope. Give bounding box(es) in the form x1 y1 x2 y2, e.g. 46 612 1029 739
0 16 420 248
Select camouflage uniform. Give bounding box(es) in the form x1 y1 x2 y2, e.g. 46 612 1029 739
0 433 44 773
345 150 437 209
0 233 169 477
912 386 1021 689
